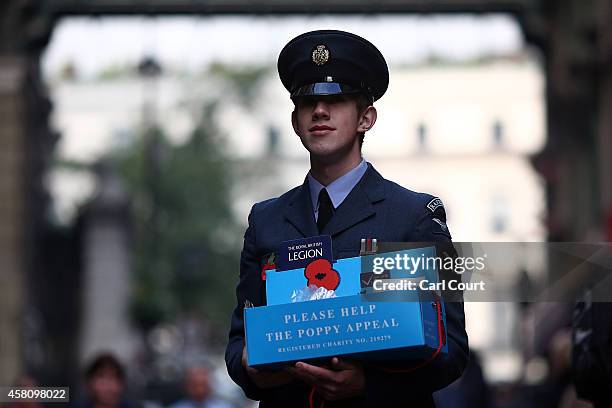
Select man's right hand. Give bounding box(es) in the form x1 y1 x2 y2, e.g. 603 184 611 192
242 345 294 388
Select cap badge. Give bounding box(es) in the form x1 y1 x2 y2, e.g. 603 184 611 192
312 44 330 66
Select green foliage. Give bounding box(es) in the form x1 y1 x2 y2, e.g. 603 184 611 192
112 102 241 338
208 62 271 107
107 63 272 344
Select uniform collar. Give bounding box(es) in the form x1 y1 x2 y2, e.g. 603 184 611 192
284 162 385 238
308 158 368 211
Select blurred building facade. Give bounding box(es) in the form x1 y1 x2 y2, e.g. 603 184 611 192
47 58 547 241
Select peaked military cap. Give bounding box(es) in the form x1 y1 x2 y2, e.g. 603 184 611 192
278 30 389 102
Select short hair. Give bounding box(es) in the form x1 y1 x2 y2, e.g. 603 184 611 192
354 93 373 148
85 353 125 381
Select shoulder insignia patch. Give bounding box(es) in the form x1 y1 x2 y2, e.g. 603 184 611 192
427 197 444 213
432 217 448 231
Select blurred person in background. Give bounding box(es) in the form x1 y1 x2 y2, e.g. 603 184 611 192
572 296 612 407
527 329 576 408
167 366 230 408
73 353 141 408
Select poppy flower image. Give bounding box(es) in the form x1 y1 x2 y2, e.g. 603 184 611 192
304 259 340 291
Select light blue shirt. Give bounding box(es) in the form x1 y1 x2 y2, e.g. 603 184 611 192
308 158 368 221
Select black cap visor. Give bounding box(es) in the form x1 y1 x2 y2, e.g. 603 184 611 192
290 82 367 100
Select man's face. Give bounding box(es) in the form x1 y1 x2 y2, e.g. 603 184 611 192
88 367 123 407
292 94 363 162
185 367 211 402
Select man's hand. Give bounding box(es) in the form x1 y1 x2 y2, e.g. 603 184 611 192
242 345 295 388
289 357 365 401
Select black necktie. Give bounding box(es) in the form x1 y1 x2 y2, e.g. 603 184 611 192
317 188 334 233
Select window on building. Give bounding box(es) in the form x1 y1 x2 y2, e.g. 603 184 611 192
416 122 427 151
491 195 508 233
267 125 279 155
492 119 504 149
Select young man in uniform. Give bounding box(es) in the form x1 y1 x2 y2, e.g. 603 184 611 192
226 30 469 407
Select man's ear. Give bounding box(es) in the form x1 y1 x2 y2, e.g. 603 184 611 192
357 106 377 133
291 110 300 136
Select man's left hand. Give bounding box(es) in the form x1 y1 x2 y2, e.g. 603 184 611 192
289 357 365 401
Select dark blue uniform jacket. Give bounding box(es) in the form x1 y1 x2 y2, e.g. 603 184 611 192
226 164 469 407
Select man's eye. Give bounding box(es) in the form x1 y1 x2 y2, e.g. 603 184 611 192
299 98 317 108
328 95 348 104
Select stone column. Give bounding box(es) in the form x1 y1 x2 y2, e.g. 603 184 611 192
79 162 138 365
0 0 56 384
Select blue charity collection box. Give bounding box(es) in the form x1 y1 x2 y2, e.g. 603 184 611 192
244 239 448 369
